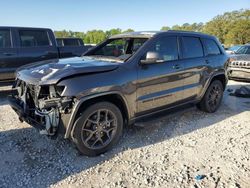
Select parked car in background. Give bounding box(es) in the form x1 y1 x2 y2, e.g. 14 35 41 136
56 37 90 58
0 27 89 82
227 44 250 82
9 31 228 156
225 45 242 54
235 45 250 55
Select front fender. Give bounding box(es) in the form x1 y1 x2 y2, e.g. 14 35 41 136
64 91 129 139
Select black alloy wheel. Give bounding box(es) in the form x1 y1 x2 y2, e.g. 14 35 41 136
72 102 123 156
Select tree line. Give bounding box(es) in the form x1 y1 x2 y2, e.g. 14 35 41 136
54 9 250 46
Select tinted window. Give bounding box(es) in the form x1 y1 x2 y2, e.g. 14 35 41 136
236 46 250 54
203 38 221 55
147 36 178 61
19 30 50 47
182 37 203 58
56 39 63 47
63 39 79 46
0 29 11 48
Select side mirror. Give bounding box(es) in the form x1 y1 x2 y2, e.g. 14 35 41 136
140 51 164 64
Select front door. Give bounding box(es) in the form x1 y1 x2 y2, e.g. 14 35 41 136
136 35 185 116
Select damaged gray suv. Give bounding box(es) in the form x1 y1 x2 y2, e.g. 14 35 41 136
9 31 228 156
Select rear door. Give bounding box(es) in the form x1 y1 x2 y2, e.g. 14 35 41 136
136 35 185 115
0 28 18 81
16 29 58 67
179 36 207 102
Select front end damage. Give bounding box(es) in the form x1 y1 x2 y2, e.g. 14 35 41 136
8 79 74 136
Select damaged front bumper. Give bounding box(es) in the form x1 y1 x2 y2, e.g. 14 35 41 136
227 67 250 82
227 60 250 82
8 79 74 136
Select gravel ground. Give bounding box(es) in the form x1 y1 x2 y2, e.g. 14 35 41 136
0 80 249 188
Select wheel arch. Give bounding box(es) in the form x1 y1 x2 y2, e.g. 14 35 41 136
199 72 227 100
210 74 227 90
64 91 129 139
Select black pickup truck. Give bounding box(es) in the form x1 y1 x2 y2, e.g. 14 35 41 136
56 37 89 58
0 27 89 82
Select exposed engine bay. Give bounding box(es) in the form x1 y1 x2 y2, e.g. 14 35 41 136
10 79 74 136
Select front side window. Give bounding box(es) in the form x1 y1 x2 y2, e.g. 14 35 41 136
0 29 11 48
203 38 221 55
87 38 148 61
182 37 203 59
19 30 50 47
145 36 178 61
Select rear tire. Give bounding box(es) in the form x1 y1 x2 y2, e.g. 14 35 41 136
197 80 224 113
72 102 123 156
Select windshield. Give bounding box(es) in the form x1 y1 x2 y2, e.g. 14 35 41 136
85 38 148 62
235 46 250 54
229 45 241 51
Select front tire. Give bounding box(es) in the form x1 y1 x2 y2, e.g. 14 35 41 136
197 80 224 113
72 102 123 156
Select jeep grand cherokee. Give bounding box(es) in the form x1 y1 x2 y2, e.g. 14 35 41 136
8 31 228 156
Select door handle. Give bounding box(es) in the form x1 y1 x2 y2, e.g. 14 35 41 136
3 52 16 56
173 64 180 69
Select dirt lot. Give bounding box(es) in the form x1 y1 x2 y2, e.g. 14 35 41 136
0 80 249 188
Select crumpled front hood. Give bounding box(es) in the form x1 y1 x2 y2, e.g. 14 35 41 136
17 57 120 85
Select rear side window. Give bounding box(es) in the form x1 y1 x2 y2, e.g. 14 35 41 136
19 30 50 47
56 39 63 47
63 39 79 46
202 38 221 55
182 37 203 59
147 36 178 61
0 29 11 48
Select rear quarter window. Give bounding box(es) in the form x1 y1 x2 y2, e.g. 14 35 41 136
202 38 221 56
19 30 51 47
181 37 203 59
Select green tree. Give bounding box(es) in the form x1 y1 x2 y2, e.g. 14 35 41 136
84 30 106 44
105 28 122 38
161 26 171 31
202 9 250 45
123 28 134 33
54 30 71 38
